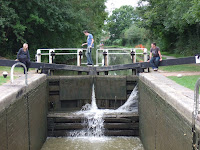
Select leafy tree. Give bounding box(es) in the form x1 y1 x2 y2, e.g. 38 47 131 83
106 5 137 42
123 24 149 46
137 0 200 55
0 0 107 60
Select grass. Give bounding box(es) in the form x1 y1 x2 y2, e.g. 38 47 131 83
0 66 24 73
159 64 200 72
0 76 10 85
161 51 190 58
168 75 200 90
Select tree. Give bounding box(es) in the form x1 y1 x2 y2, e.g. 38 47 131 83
106 5 137 42
137 0 200 55
0 0 107 59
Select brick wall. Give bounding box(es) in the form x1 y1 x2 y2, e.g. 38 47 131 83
0 78 47 150
139 77 193 150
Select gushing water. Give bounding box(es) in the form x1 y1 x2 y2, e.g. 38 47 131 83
117 85 138 112
70 84 138 137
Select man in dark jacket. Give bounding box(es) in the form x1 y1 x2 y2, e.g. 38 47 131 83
16 43 31 73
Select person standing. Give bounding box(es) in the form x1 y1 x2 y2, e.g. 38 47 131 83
16 43 31 73
82 30 94 65
148 42 162 71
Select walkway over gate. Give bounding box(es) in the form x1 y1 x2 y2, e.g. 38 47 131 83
0 56 197 75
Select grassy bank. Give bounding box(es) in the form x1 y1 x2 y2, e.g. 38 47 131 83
0 76 10 85
159 64 200 72
168 75 200 90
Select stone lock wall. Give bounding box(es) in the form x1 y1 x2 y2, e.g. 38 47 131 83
139 73 194 150
0 74 48 150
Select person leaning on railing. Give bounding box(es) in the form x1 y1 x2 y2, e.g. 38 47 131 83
16 43 31 74
148 42 162 71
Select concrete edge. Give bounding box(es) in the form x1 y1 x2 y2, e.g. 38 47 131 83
139 72 194 126
0 74 47 112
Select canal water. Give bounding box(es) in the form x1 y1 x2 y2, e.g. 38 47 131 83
41 137 144 150
42 80 144 150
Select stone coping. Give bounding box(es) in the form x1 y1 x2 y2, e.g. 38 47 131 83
139 72 200 130
0 74 46 112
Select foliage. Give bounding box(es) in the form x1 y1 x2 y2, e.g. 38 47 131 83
137 0 200 55
168 75 200 90
0 76 10 85
0 0 107 61
123 24 149 46
106 5 137 42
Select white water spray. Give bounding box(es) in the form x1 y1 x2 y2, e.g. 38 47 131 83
117 85 138 112
70 84 138 137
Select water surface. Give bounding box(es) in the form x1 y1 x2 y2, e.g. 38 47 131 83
41 136 144 150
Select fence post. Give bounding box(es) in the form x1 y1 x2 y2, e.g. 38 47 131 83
36 49 41 63
77 49 83 66
143 48 148 62
103 49 108 66
49 49 55 64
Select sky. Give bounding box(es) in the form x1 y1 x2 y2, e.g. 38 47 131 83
105 0 140 15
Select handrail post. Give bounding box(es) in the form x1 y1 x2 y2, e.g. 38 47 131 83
193 79 200 149
143 48 148 62
49 49 55 64
103 49 108 66
11 62 28 86
77 49 83 66
36 49 41 63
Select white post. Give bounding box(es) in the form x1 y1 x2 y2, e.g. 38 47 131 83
49 49 55 64
96 49 98 66
77 49 83 66
133 49 136 63
103 49 108 66
144 48 148 62
36 49 41 63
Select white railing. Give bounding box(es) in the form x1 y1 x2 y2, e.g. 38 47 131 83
11 62 28 86
36 48 87 66
96 48 148 66
36 48 148 66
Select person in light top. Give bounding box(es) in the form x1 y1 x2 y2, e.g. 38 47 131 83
82 30 94 66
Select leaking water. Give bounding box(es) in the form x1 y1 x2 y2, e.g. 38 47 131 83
69 85 138 137
42 85 144 150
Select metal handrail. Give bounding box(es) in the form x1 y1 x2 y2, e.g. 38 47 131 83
193 78 200 149
96 48 148 66
11 62 28 86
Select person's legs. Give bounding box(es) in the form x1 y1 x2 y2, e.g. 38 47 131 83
150 57 156 69
85 48 90 64
85 47 93 65
154 57 160 69
25 59 31 72
18 58 26 74
88 48 93 65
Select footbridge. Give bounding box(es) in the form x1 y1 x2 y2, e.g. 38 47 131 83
0 56 197 75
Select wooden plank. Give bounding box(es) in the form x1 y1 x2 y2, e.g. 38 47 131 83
104 130 139 136
47 129 139 137
48 123 84 130
104 118 132 123
104 123 139 130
